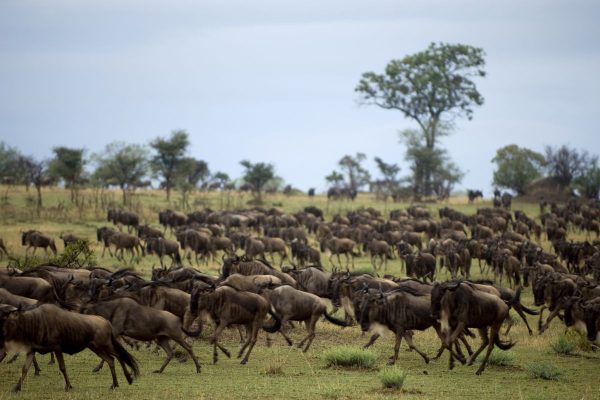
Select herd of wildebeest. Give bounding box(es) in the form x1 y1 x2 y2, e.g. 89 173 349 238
1 198 600 393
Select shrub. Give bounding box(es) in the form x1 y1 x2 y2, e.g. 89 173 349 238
321 346 376 369
551 335 577 355
482 349 515 366
379 367 407 390
527 362 562 380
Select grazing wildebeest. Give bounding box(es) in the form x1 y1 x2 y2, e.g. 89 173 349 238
189 285 281 365
261 285 348 352
431 281 515 375
467 190 483 203
21 230 57 256
107 208 139 233
82 296 201 374
146 237 182 267
320 237 359 269
0 303 139 392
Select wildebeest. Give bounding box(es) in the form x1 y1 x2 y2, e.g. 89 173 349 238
290 240 322 267
404 252 436 282
81 296 201 374
159 209 188 232
431 281 515 375
21 230 57 256
320 237 359 269
97 226 117 257
0 238 8 260
189 285 281 364
327 187 357 201
0 273 55 303
365 239 392 270
467 190 483 203
219 273 282 293
107 208 139 233
0 303 139 392
258 237 288 267
533 273 577 333
261 285 348 352
221 256 297 287
146 237 182 267
281 266 331 298
108 232 145 262
136 224 164 241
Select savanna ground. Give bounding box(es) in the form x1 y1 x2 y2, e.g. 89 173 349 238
0 186 598 400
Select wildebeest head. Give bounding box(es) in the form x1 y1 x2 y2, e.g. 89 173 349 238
358 286 384 332
190 283 216 317
430 280 461 320
582 302 600 342
532 275 548 307
221 255 241 278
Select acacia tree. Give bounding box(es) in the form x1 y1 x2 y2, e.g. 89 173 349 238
356 42 485 196
93 142 149 205
573 156 600 199
545 145 589 189
48 147 86 203
240 160 275 203
175 157 210 209
325 171 344 188
20 156 50 208
150 130 190 201
492 144 545 195
338 153 370 192
374 156 401 198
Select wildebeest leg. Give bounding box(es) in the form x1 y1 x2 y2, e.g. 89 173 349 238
467 328 489 365
362 333 380 349
92 359 105 372
388 332 403 365
458 334 473 357
240 322 260 365
49 352 55 365
12 351 34 393
32 355 41 376
328 253 335 268
403 332 430 364
537 305 547 333
238 326 252 359
210 321 228 364
55 351 73 391
6 353 18 363
277 319 293 346
475 327 498 375
299 316 319 352
172 336 201 373
153 337 174 373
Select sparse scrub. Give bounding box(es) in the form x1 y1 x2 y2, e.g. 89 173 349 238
527 362 562 380
551 334 577 355
481 349 515 366
321 346 376 369
379 367 407 389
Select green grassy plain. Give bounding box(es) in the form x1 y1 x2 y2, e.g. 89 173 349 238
0 186 598 399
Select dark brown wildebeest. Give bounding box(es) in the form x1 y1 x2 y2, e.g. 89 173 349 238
281 266 331 298
533 273 577 333
82 296 201 374
261 285 348 352
431 281 515 375
404 252 436 282
358 286 447 365
159 209 188 233
320 237 359 269
258 237 288 267
189 285 281 365
209 236 235 260
0 273 55 303
290 240 321 267
108 232 145 262
401 232 422 250
59 233 86 248
467 190 483 203
107 208 139 233
21 230 57 256
146 237 182 267
221 256 297 287
0 288 38 308
0 303 139 392
365 239 392 271
136 224 164 241
97 226 117 257
219 273 282 293
176 229 211 265
244 237 266 260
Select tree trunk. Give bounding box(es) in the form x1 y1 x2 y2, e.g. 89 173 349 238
121 186 127 205
166 183 171 201
36 185 42 208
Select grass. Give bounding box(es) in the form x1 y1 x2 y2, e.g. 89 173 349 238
527 362 563 380
481 349 515 366
321 346 377 369
0 186 598 399
552 335 578 355
378 367 407 389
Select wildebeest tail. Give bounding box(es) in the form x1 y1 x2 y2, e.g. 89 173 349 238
111 335 140 383
263 310 281 333
494 334 515 351
174 251 182 265
324 311 350 327
508 287 538 315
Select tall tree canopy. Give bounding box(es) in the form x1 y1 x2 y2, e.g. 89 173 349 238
492 144 545 195
48 146 86 202
240 160 276 203
93 142 149 204
545 145 589 188
150 130 190 201
356 42 485 196
338 153 370 192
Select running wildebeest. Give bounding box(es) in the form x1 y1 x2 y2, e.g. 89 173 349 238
21 230 57 256
0 303 139 392
320 236 360 269
146 237 182 267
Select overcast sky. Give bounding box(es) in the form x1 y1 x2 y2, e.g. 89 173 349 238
1 0 599 194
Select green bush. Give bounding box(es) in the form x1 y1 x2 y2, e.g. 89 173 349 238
482 349 515 366
321 346 376 369
527 362 562 380
379 367 407 390
551 335 577 355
